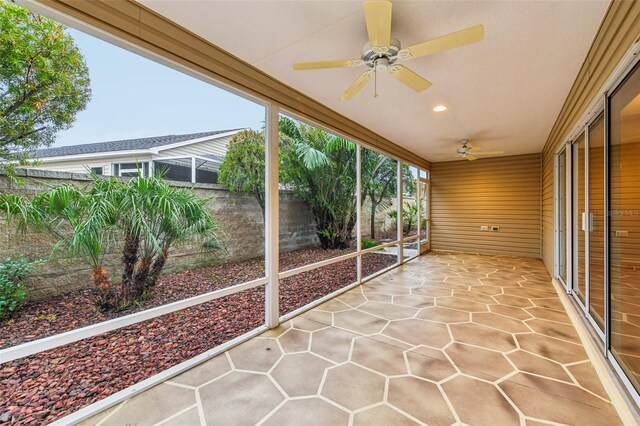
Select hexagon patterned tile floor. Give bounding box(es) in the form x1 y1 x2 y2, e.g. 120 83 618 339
80 252 622 426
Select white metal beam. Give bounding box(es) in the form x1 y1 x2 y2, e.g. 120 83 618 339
0 277 267 364
356 145 363 284
397 161 404 262
265 103 280 328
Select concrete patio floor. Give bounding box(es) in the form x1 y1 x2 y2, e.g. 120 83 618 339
81 252 621 426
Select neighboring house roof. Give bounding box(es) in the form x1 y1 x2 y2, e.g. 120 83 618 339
32 129 242 159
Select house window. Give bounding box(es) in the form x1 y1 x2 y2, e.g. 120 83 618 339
153 157 220 183
195 158 219 184
153 158 192 182
90 166 103 175
113 162 149 177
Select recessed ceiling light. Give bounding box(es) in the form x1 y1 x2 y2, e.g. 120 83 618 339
433 105 447 112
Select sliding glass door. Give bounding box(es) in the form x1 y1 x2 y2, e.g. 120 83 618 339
569 116 605 333
572 133 587 306
558 149 568 284
557 56 640 405
610 62 640 395
419 171 430 254
588 114 606 330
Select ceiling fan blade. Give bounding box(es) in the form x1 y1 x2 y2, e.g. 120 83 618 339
401 25 484 59
293 59 363 70
339 70 374 101
363 0 392 52
388 65 432 92
467 154 478 161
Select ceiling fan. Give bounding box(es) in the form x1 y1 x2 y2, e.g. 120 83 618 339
292 0 484 101
455 139 504 161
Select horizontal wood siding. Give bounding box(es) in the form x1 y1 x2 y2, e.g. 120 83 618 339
431 154 542 258
161 135 232 158
541 0 640 274
542 142 556 272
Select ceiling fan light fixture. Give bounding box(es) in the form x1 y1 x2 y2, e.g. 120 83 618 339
433 105 447 112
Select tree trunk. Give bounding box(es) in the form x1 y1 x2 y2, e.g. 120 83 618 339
132 257 152 298
145 250 168 290
255 191 266 220
121 236 139 293
407 214 414 236
92 266 117 309
370 202 377 241
92 266 111 293
316 225 349 249
317 230 331 249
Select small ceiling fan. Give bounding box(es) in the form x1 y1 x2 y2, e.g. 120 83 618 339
455 139 504 161
292 0 484 101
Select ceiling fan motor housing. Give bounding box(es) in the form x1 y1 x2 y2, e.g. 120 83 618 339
457 140 470 155
362 38 401 69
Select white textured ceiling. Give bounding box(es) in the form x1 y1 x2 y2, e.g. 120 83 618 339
140 0 608 162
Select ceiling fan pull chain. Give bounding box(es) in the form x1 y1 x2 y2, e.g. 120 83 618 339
374 67 379 98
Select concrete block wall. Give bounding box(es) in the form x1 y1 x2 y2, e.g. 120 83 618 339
0 170 317 300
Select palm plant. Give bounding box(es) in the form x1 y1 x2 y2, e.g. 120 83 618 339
361 150 397 241
0 174 219 310
387 201 418 236
1 182 119 300
123 175 218 298
279 116 357 249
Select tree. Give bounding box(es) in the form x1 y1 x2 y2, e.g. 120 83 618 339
361 150 397 241
279 117 357 249
218 130 266 217
0 2 91 174
218 119 416 249
360 150 416 241
1 174 219 310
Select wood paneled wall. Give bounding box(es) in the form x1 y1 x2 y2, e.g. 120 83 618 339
431 154 542 258
541 1 640 274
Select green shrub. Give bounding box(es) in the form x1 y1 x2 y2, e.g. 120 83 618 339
386 201 418 235
1 174 220 311
361 238 380 249
0 256 44 320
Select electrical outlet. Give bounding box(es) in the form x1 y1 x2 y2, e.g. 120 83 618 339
616 230 629 237
491 226 500 232
481 226 489 231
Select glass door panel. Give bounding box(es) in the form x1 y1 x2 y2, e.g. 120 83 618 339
419 172 430 254
573 134 586 305
610 62 640 393
589 114 605 330
558 149 567 284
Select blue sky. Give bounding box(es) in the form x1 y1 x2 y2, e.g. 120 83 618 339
53 28 266 147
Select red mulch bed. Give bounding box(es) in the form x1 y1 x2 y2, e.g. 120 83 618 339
0 247 396 425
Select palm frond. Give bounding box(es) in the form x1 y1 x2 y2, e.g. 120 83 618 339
295 142 330 169
278 116 302 141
